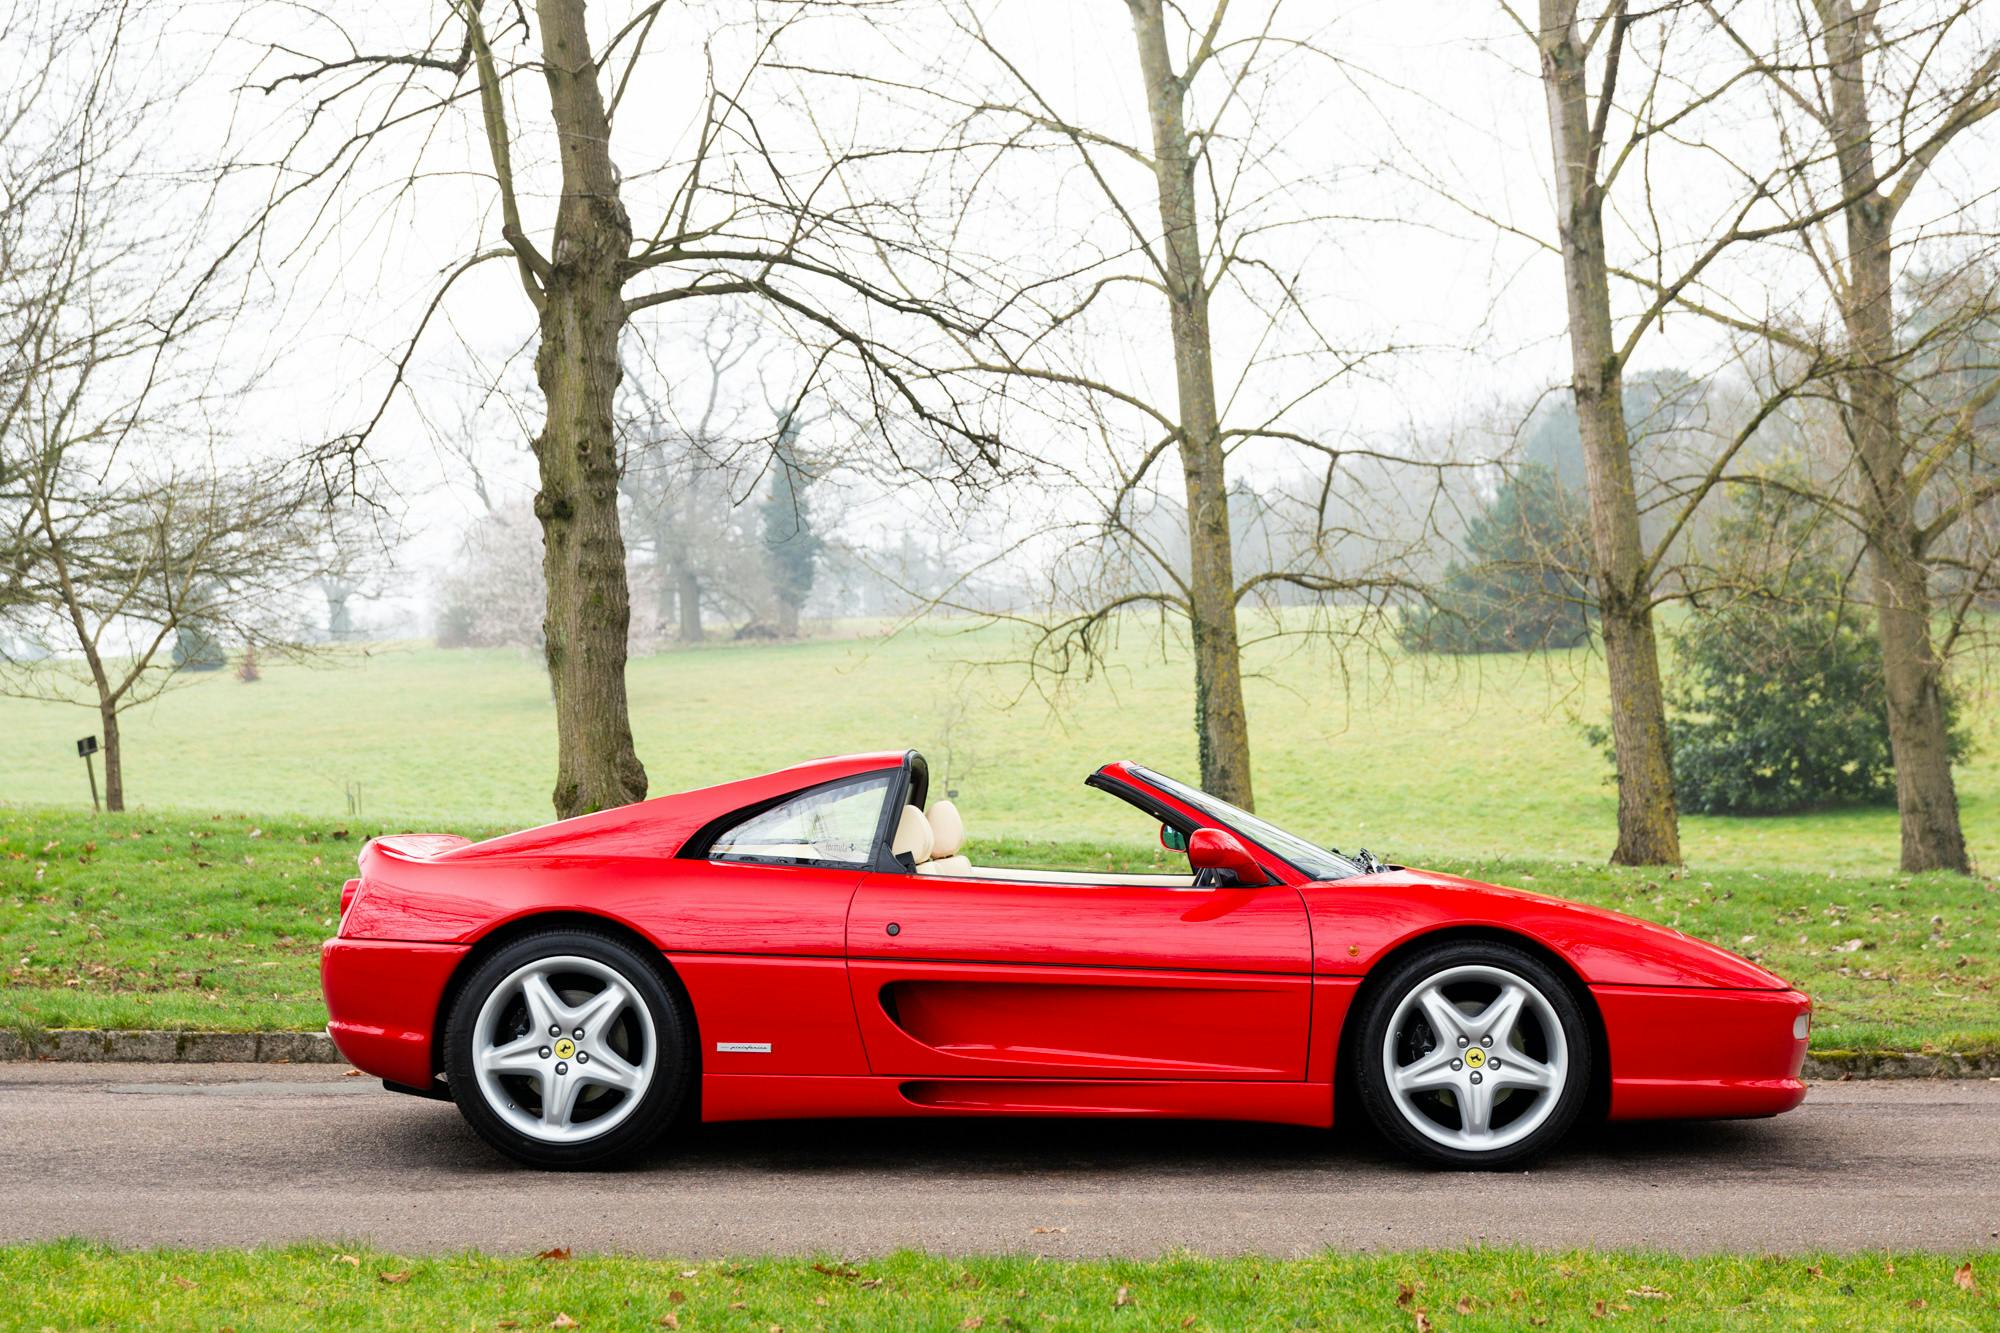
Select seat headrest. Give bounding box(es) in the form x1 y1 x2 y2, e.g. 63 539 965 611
891 804 933 862
926 800 965 858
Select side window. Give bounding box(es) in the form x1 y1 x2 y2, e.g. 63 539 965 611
709 775 893 868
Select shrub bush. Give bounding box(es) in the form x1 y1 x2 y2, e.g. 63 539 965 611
1666 484 1965 814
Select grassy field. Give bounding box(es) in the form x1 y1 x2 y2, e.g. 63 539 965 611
0 619 1993 873
3 807 1994 1056
2 620 1996 1051
3 1242 1993 1331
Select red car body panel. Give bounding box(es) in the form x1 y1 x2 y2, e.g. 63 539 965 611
1301 870 1788 990
321 751 1811 1134
320 938 468 1089
1594 984 1810 1119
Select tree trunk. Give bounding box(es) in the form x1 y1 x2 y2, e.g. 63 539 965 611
1538 2 1680 865
675 559 704 643
532 0 647 819
1869 521 1967 871
775 596 801 639
1127 0 1254 809
1818 4 1969 873
99 699 123 813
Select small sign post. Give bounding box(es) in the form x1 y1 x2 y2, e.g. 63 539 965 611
76 736 100 812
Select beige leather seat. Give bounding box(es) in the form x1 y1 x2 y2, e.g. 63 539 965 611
891 804 932 864
916 800 971 875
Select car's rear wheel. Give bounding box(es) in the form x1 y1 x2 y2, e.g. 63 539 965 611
1353 940 1591 1168
445 929 690 1169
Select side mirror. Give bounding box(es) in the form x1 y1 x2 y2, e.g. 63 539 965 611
1159 824 1189 853
1186 828 1268 887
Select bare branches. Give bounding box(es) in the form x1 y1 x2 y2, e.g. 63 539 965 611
457 0 548 309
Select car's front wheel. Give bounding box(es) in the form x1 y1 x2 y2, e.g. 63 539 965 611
444 929 690 1169
1352 940 1591 1168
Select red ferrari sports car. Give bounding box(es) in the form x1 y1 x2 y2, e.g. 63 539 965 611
322 750 1810 1169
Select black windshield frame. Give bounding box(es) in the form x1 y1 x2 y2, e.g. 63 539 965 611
1126 765 1363 883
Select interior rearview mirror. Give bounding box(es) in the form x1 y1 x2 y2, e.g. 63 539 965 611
1159 824 1189 853
1186 828 1268 887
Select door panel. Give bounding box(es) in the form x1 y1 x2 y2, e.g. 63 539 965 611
849 874 1310 972
846 872 1313 1080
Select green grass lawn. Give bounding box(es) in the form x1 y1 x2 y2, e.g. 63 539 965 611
0 619 1993 873
4 808 1995 1057
3 1243 1993 1330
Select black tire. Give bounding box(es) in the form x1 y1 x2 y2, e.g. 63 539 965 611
1351 939 1592 1169
444 928 691 1169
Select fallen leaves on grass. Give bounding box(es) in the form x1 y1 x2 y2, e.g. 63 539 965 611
536 1248 571 1262
657 1316 679 1330
551 1315 579 1328
331 1254 359 1267
1114 1285 1132 1308
1955 1263 1977 1293
1626 1285 1670 1300
377 1271 410 1285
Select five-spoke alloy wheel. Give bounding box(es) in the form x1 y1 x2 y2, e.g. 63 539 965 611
446 930 690 1169
1353 940 1591 1168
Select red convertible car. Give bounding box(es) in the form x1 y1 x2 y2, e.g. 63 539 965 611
322 751 1810 1169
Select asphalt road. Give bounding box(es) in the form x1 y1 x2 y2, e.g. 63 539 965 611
2 1063 1996 1257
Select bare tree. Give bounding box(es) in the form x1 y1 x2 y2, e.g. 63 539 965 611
1454 2 1847 863
617 313 765 645
1683 0 2000 872
434 501 548 650
235 2 1007 819
4 463 331 809
0 1 357 810
856 0 1437 809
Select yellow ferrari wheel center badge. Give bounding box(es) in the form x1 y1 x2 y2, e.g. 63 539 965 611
553 1038 577 1060
1464 1047 1486 1069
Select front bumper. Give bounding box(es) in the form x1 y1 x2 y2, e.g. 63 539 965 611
1595 985 1811 1121
321 938 470 1088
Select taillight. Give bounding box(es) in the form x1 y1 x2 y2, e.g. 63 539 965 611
340 878 361 918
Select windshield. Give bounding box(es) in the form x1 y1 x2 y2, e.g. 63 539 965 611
1133 766 1363 882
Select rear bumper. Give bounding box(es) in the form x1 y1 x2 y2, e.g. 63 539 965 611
1595 985 1811 1121
321 938 469 1088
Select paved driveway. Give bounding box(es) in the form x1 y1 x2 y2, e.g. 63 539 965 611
3 1064 1996 1256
